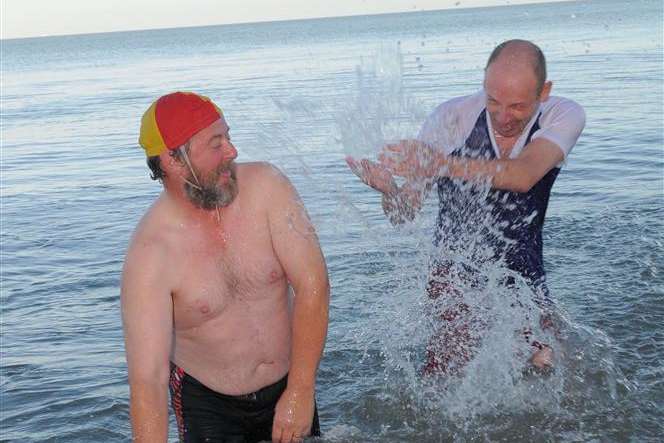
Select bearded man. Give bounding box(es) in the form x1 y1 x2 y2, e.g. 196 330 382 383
121 92 329 443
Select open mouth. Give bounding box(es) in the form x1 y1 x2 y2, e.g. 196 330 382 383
218 169 233 183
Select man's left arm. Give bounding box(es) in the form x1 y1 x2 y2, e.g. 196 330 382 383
266 166 330 443
447 138 565 193
381 99 585 193
381 137 567 193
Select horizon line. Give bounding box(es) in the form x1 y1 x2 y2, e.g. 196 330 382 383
1 0 575 41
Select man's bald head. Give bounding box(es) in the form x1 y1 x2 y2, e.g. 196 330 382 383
485 40 547 95
483 40 552 138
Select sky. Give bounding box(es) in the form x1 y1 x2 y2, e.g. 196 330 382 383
1 0 565 40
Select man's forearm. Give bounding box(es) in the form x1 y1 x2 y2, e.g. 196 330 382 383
129 382 169 442
288 285 329 391
450 156 531 192
384 139 530 192
428 152 533 193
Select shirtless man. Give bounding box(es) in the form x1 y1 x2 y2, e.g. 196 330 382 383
347 40 585 374
121 92 329 442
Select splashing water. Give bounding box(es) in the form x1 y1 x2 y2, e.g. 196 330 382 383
337 44 428 160
332 47 633 441
258 43 638 441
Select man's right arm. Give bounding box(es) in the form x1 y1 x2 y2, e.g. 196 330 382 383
346 95 468 225
121 236 174 442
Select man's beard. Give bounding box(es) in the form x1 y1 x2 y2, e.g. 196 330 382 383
184 165 238 210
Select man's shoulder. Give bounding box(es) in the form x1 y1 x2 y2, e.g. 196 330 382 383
533 95 586 160
541 95 585 116
125 198 179 266
419 90 485 151
237 161 293 192
121 201 180 300
424 90 485 131
241 162 306 213
538 95 586 131
431 90 485 117
237 161 285 180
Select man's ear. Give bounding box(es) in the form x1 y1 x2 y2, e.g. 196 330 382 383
539 81 553 102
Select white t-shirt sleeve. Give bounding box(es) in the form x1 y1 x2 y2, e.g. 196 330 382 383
533 97 586 159
417 93 483 156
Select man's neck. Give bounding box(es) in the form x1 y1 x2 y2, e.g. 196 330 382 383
493 132 519 157
163 185 225 226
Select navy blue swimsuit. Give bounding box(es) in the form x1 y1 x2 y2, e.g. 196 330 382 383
435 110 559 295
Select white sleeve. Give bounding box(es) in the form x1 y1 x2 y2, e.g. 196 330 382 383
533 98 586 159
417 96 478 156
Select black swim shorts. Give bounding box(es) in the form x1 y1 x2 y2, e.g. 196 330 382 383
169 363 321 442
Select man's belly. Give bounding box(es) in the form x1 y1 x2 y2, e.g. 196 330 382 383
172 303 291 395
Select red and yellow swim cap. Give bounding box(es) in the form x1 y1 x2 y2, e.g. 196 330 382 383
139 91 222 156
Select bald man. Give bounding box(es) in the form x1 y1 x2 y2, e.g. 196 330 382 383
347 40 585 374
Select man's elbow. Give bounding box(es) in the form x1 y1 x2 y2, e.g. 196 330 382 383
507 163 539 193
128 366 170 392
315 278 331 307
512 176 536 193
314 277 331 305
293 277 330 310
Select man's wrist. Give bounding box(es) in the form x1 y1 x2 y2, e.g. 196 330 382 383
285 379 316 395
382 182 399 198
431 150 449 178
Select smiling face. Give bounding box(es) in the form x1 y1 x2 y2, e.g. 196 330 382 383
181 117 239 210
484 51 551 139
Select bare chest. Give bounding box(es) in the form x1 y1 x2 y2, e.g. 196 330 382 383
495 136 518 158
172 222 287 330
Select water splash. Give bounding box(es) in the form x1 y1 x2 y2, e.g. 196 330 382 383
259 43 637 441
336 44 427 160
333 47 633 440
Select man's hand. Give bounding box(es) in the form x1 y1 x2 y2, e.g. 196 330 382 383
377 139 442 179
346 156 398 195
272 386 315 443
530 344 554 370
346 155 434 224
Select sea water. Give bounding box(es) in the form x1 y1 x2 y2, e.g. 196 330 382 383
1 0 663 441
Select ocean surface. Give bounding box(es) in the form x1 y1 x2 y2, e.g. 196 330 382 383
1 0 663 441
